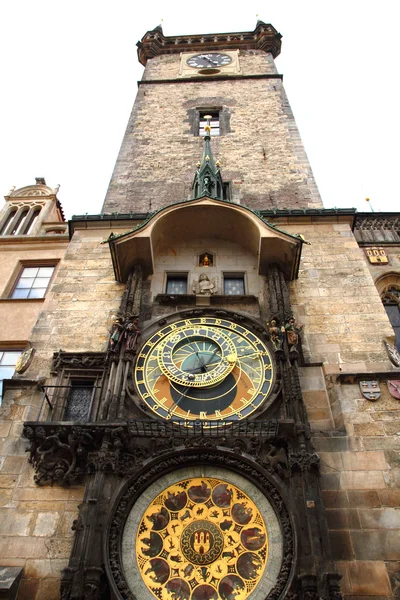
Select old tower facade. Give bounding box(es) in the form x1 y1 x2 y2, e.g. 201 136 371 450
0 22 399 600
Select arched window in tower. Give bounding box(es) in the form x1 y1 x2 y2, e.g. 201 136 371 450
23 207 41 234
381 285 400 351
0 208 17 235
10 208 29 235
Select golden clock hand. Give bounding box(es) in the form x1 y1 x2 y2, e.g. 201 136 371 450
169 385 191 411
237 350 267 359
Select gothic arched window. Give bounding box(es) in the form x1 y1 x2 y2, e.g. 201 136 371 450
381 286 400 351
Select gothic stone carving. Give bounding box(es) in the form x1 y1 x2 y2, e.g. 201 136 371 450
23 421 288 487
51 351 106 375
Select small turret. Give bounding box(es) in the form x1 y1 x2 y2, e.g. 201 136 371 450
192 115 224 200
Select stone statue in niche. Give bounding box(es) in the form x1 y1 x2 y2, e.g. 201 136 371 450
199 251 214 267
193 273 218 295
109 317 124 352
202 176 214 196
267 320 284 351
125 318 140 352
285 317 303 353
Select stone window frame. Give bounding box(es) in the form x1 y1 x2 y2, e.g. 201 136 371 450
0 204 43 236
40 369 104 422
5 259 58 300
191 106 231 137
375 272 400 351
165 272 189 295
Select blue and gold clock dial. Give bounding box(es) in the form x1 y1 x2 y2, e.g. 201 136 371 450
134 317 274 422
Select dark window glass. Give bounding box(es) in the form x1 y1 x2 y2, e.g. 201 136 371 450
0 209 17 235
224 276 245 295
64 381 94 421
11 266 55 299
10 208 29 235
384 305 400 351
223 182 231 201
166 275 187 294
199 111 220 136
0 350 21 403
24 208 41 234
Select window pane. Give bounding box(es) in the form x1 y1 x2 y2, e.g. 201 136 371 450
385 305 400 327
0 351 21 402
12 288 30 299
64 386 93 421
0 210 17 235
37 267 54 278
1 351 21 365
28 288 46 299
0 365 18 380
32 277 50 288
166 277 187 294
224 278 245 295
11 265 54 300
16 277 35 289
21 267 39 278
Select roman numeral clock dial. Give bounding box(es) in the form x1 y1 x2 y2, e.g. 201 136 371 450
134 317 275 423
186 53 233 69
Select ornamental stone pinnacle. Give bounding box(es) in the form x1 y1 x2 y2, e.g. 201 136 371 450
192 115 224 200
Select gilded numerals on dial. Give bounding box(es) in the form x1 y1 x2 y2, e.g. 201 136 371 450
134 317 275 423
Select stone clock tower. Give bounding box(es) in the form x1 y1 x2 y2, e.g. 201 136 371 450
5 20 396 600
102 22 322 214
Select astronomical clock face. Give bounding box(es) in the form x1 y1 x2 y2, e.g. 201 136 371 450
120 468 284 600
134 317 275 422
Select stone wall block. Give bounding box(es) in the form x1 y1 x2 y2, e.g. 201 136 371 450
0 508 33 535
340 471 386 490
326 508 361 530
329 530 354 560
352 531 400 560
345 560 392 595
33 512 60 537
358 508 400 530
347 491 382 508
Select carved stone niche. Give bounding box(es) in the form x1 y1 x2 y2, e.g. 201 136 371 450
105 449 295 600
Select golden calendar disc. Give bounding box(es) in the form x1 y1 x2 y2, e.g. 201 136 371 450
136 477 268 600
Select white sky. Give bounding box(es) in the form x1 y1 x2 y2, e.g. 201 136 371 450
1 0 399 219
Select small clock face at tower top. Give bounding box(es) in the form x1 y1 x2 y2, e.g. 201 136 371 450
187 53 233 69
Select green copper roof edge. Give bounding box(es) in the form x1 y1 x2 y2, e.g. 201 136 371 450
102 196 305 245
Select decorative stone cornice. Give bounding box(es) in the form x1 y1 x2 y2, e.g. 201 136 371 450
137 21 282 66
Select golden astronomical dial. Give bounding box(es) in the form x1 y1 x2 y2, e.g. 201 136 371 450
136 477 268 600
134 317 274 422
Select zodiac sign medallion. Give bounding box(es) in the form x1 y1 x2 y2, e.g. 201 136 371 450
136 477 268 600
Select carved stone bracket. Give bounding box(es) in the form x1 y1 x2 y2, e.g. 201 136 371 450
326 573 343 600
22 420 294 487
51 351 107 375
288 449 320 472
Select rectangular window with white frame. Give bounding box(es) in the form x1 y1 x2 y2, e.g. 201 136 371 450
10 265 55 299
